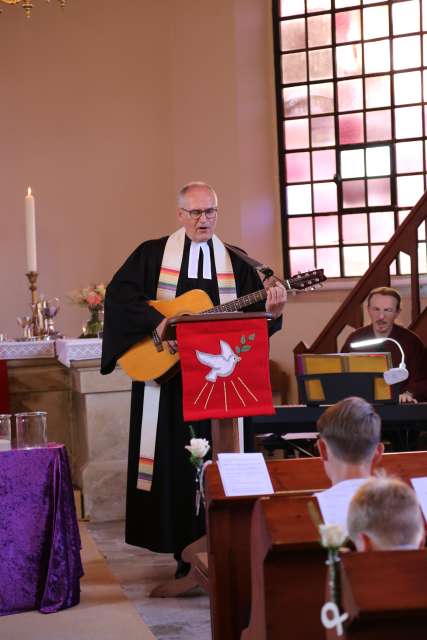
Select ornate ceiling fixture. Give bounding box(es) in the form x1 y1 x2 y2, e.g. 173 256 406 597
0 0 66 19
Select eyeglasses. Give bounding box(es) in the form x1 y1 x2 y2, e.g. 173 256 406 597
368 306 398 315
181 207 218 220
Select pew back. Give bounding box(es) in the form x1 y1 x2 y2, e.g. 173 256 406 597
241 494 326 640
205 451 427 640
329 550 427 639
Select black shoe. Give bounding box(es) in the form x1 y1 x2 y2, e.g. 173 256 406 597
174 559 191 579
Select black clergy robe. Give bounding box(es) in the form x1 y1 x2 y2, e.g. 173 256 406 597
101 234 282 555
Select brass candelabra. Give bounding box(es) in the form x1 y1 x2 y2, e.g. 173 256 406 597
22 271 61 340
26 271 42 337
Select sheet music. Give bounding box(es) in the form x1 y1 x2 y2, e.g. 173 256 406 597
282 432 318 440
411 477 427 522
315 478 367 533
217 453 274 497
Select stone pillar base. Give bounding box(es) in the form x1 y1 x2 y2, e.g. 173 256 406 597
71 361 131 522
81 459 127 522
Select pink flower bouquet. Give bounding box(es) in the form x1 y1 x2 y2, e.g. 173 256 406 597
70 283 106 338
72 284 106 311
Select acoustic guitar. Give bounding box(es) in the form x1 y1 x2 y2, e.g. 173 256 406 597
118 269 326 382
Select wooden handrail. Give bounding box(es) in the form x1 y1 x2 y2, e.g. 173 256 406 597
294 191 427 356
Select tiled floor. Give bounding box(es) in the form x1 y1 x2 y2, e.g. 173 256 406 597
88 521 211 640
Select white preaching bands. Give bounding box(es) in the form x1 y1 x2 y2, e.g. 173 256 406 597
188 241 212 279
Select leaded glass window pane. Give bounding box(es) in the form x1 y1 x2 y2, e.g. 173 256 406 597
276 0 427 278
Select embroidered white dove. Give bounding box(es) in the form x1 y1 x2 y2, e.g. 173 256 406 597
196 340 241 382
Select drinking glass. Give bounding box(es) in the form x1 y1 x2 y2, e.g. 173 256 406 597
15 411 48 449
16 316 33 340
0 414 11 452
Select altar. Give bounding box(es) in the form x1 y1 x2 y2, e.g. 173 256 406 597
1 339 131 522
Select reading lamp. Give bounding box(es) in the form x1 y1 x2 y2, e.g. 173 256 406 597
349 337 409 385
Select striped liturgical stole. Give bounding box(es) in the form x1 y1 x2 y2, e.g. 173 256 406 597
137 227 237 491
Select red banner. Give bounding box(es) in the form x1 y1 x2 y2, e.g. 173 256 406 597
177 318 275 422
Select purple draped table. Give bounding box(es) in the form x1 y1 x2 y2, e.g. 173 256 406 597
0 444 83 616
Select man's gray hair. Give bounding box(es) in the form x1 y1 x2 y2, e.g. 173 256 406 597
348 476 425 549
177 182 218 208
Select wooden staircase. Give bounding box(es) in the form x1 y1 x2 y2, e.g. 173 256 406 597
294 192 427 356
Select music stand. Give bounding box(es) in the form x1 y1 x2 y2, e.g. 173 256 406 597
296 352 398 406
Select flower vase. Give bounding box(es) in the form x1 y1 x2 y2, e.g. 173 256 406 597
195 466 202 516
82 305 104 338
326 549 341 606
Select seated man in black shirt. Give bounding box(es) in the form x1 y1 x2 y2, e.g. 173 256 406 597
342 286 427 403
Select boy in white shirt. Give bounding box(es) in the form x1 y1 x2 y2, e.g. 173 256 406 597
347 476 425 551
315 397 384 532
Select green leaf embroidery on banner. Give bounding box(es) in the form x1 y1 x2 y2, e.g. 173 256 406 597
241 345 251 352
236 347 241 353
248 333 255 341
241 336 246 345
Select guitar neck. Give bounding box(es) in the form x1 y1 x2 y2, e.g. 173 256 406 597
202 277 293 314
202 289 267 314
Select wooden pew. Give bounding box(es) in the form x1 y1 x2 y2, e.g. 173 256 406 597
205 451 427 640
205 458 328 640
240 494 325 640
328 550 427 639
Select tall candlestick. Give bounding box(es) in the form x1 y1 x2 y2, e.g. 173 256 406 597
25 186 37 273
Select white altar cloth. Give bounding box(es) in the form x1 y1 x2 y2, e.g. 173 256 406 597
0 339 102 366
0 340 56 360
55 338 102 367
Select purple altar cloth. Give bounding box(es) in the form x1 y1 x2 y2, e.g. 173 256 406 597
0 444 83 616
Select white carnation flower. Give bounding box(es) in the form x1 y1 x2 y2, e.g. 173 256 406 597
185 437 210 459
319 523 346 549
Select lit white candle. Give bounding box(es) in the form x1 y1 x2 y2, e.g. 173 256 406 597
25 186 37 272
